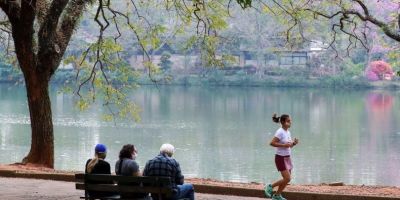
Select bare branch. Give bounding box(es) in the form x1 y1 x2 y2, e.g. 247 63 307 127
59 0 93 51
130 0 151 27
304 2 400 42
37 0 70 76
351 0 369 16
40 0 70 35
257 0 276 15
55 0 93 77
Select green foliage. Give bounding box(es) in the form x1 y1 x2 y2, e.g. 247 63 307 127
320 74 369 88
236 0 252 8
63 37 142 122
144 61 161 75
145 24 167 50
264 66 310 77
387 50 400 74
208 69 225 82
198 36 236 68
159 51 172 72
52 69 75 84
341 58 365 77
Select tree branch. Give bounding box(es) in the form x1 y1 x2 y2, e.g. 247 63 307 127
342 9 400 42
37 0 70 75
357 11 400 42
305 2 400 42
36 0 50 24
56 0 93 73
20 0 36 25
351 0 369 16
11 0 36 74
39 0 70 42
0 1 21 23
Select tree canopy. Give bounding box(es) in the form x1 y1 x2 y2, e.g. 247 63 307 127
0 0 264 168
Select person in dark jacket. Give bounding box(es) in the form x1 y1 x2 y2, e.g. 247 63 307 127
143 143 195 200
86 144 111 174
85 143 114 198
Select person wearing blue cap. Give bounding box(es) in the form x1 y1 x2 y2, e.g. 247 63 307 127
85 143 113 198
86 144 110 174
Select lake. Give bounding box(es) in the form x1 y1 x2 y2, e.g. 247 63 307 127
0 84 399 186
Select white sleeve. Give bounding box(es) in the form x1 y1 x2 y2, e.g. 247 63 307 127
274 130 283 141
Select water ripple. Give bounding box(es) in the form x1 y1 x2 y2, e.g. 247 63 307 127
0 114 197 130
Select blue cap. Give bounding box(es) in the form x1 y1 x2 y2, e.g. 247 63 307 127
95 144 107 153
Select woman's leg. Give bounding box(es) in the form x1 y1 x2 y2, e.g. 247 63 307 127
271 179 285 188
275 170 291 194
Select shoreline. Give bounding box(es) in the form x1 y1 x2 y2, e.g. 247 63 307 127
1 74 400 90
1 164 399 199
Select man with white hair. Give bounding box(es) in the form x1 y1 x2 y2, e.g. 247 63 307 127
143 143 195 200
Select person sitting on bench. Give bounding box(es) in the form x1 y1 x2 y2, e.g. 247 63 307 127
143 143 195 200
85 143 115 198
115 144 148 199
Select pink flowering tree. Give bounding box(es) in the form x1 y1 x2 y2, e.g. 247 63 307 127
365 60 394 81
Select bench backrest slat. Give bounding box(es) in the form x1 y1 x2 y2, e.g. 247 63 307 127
76 174 171 185
76 183 173 194
75 173 174 197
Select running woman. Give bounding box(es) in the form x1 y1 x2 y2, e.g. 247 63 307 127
265 113 299 200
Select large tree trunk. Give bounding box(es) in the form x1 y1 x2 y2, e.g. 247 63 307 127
0 0 89 169
21 72 54 168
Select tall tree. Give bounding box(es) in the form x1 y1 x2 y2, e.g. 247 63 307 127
0 0 94 168
0 0 247 168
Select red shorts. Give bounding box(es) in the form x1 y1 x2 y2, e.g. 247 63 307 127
275 154 293 172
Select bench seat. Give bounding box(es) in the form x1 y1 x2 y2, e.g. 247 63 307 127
75 173 177 200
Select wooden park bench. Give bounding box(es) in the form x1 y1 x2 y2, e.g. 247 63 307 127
75 173 180 200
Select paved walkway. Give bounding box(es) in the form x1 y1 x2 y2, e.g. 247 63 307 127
0 177 267 200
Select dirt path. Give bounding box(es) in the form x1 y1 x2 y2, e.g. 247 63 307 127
1 164 400 198
0 177 267 200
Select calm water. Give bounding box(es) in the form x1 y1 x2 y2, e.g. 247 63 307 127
0 84 399 186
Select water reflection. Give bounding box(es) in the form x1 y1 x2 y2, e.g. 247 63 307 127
362 91 398 185
0 85 399 186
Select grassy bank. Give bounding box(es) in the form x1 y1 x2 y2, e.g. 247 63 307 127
1 67 400 89
137 73 400 89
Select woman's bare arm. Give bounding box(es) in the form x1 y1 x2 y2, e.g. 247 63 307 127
270 137 293 148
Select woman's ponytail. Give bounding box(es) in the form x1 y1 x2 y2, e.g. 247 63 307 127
272 113 290 124
86 152 106 173
272 113 280 123
86 156 99 173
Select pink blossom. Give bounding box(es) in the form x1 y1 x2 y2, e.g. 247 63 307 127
365 60 394 81
366 70 380 81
